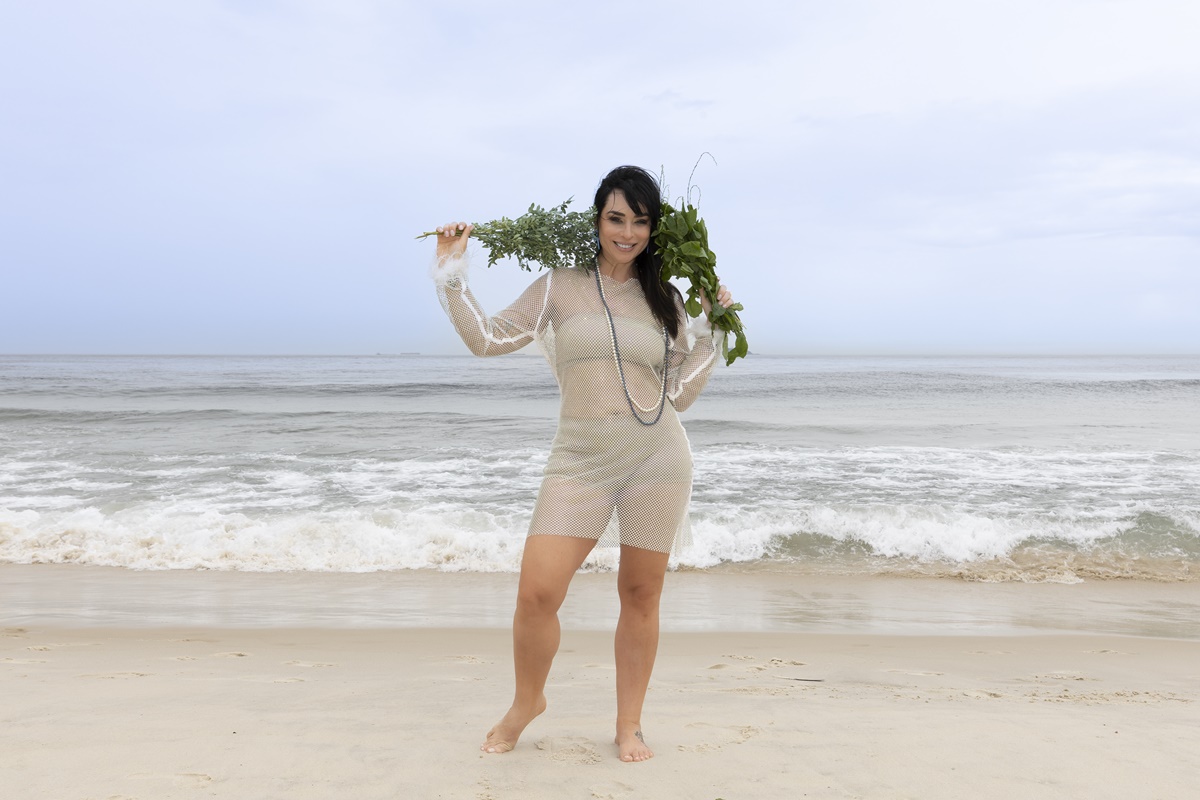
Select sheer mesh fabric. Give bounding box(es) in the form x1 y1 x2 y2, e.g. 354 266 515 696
432 252 722 554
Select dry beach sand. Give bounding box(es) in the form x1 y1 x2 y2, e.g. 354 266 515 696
3 567 1199 799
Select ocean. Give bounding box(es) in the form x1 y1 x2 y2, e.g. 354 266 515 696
2 354 1197 583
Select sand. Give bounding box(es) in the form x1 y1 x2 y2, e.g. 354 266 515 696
3 567 1200 798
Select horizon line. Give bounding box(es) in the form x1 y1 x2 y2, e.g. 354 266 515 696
4 351 1199 359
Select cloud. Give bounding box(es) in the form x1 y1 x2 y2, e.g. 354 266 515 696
1 0 1198 354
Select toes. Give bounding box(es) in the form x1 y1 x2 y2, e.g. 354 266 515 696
481 732 514 754
617 740 653 762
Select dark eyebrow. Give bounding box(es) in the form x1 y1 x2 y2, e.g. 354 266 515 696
606 209 650 220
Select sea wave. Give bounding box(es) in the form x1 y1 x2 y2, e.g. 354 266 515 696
2 501 1195 582
4 355 1199 583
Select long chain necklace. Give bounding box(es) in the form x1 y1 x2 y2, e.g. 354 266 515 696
593 267 670 426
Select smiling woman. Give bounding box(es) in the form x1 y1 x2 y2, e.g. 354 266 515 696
596 194 651 275
424 165 734 763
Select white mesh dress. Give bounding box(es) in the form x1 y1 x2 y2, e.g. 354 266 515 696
433 252 722 554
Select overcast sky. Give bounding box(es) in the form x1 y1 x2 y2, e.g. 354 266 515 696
2 0 1198 356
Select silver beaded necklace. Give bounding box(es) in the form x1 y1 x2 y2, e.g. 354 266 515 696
593 266 670 426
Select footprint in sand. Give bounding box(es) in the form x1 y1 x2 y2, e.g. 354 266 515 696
451 655 491 665
3 628 29 637
589 780 634 799
751 658 808 672
535 736 602 764
1037 672 1098 682
27 643 96 652
732 725 761 743
175 773 213 787
723 685 793 696
80 672 153 679
284 660 335 668
886 669 945 677
130 772 213 788
214 652 249 658
684 722 761 745
1087 649 1133 655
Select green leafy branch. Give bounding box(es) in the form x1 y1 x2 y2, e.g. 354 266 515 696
416 199 594 271
654 201 747 365
417 194 748 364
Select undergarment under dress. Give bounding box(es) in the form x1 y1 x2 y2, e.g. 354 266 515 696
432 255 722 554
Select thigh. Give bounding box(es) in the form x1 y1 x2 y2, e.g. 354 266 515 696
517 533 599 609
614 478 692 554
529 476 616 542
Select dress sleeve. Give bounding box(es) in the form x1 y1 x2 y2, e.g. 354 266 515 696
430 252 551 357
666 298 724 412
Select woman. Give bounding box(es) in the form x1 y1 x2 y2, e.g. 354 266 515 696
429 166 731 763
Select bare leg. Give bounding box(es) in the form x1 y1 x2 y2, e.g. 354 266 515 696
481 534 597 753
614 544 670 762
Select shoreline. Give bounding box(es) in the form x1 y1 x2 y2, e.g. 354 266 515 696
3 563 1200 639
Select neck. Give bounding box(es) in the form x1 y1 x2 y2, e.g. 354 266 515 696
597 255 635 283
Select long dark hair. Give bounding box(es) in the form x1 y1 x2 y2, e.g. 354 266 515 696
593 166 683 337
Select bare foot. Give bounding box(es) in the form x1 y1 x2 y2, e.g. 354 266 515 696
481 696 547 754
615 721 653 762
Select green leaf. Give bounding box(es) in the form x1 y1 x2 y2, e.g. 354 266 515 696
420 186 750 364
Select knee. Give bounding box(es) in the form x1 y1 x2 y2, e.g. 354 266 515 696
515 583 566 617
618 579 663 615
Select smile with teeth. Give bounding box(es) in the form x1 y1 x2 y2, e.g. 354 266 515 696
614 242 637 251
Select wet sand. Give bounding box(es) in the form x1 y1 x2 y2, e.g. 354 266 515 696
4 564 1199 638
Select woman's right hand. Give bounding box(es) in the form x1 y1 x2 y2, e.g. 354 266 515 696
435 221 473 263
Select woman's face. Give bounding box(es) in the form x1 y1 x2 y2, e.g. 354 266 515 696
596 190 651 271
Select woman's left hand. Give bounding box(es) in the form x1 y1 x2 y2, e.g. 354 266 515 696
700 283 733 317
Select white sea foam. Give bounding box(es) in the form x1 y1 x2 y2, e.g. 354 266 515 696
2 498 1194 581
3 354 1199 581
0 506 529 572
